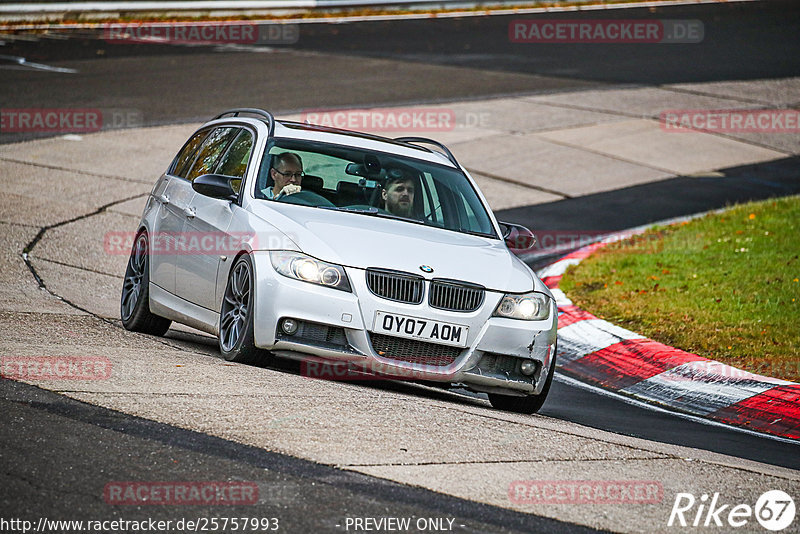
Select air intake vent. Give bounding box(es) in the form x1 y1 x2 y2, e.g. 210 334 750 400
370 333 461 367
366 269 424 305
429 279 484 312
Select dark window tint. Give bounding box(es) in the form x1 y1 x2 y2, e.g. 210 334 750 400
185 127 239 182
216 129 254 194
172 129 210 178
216 129 254 179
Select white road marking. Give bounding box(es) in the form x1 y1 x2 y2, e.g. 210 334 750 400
622 362 790 416
555 373 800 445
0 55 77 73
558 318 645 364
537 257 582 279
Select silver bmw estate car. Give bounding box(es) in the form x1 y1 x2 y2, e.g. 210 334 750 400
121 108 557 413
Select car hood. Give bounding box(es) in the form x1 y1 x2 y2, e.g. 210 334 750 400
248 202 535 292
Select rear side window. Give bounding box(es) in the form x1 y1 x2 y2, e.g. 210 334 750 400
185 127 239 182
171 129 210 178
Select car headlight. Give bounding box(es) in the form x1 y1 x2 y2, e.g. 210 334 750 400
270 251 351 292
493 291 550 321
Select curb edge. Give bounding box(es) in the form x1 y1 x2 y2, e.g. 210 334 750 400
535 215 800 442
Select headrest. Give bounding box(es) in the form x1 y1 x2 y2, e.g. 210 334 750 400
303 175 324 192
337 181 362 195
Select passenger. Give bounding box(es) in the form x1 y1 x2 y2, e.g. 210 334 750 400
268 152 304 199
382 171 416 218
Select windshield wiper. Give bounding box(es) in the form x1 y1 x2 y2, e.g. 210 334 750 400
317 206 380 215
318 206 496 238
320 206 420 223
372 211 421 223
372 211 494 236
459 228 498 239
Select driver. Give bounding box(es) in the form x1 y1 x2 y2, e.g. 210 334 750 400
382 170 416 218
268 152 304 199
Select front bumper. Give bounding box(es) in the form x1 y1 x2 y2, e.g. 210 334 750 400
251 251 558 395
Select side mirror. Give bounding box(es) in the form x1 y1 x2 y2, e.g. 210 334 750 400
499 222 537 252
192 174 237 201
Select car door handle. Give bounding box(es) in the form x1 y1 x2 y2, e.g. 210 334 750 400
156 194 170 205
183 207 196 219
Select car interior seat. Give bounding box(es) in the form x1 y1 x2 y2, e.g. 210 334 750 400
336 181 367 206
302 175 324 194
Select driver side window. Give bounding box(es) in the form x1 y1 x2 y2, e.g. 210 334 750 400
215 129 254 193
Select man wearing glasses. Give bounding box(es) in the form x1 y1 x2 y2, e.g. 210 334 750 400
268 152 304 199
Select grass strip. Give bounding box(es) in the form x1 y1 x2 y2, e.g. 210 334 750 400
560 195 800 382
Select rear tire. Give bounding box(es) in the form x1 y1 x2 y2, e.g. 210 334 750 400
219 254 264 365
120 232 171 336
488 345 556 414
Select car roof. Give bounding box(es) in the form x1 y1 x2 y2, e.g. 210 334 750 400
200 109 501 238
203 109 459 169
276 121 457 167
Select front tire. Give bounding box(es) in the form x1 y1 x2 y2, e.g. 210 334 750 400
488 345 556 414
120 232 171 336
219 254 264 365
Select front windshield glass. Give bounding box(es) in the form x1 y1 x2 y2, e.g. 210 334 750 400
254 138 497 238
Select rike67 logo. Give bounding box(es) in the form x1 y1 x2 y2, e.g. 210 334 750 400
668 490 795 531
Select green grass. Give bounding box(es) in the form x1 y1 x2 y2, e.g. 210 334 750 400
559 196 800 382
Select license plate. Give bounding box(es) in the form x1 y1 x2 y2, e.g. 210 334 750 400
373 311 469 348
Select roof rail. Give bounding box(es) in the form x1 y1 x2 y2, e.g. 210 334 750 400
280 120 400 145
394 136 459 167
213 108 275 137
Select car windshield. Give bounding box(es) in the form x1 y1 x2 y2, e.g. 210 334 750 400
254 138 498 239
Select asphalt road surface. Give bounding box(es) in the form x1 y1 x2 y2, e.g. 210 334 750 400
2 1 799 531
2 378 595 533
1 1 797 139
